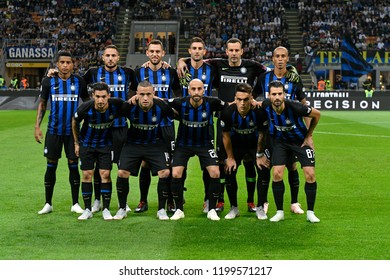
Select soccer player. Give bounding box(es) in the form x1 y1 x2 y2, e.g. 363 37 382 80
133 39 181 214
114 80 175 220
221 83 269 219
82 45 137 213
258 80 321 223
166 79 227 221
35 51 89 215
253 46 307 216
180 37 219 213
72 82 125 220
48 45 137 213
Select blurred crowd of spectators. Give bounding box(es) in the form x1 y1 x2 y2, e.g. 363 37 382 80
1 0 388 76
299 0 390 51
1 0 122 74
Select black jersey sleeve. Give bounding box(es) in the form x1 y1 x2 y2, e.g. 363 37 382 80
220 105 235 132
40 77 51 101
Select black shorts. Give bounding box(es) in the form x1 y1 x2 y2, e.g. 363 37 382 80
172 144 219 169
270 138 315 167
112 126 128 164
79 146 113 170
118 141 170 176
232 147 257 166
161 125 175 154
44 133 76 160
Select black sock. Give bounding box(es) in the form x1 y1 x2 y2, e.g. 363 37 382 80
116 177 129 209
101 182 112 210
44 162 57 205
139 166 151 203
288 169 300 204
218 164 226 203
202 169 210 201
272 180 285 210
225 171 238 207
68 162 80 205
305 181 317 211
93 168 101 201
170 177 183 210
257 167 270 207
157 177 169 210
208 177 220 210
81 182 93 210
243 161 256 203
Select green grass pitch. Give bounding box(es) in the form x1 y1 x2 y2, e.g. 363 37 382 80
0 110 389 260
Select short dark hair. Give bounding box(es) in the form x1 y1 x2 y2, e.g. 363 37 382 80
92 82 110 93
226 38 242 48
268 80 284 90
189 37 205 48
147 39 164 50
104 44 119 53
138 80 154 89
235 83 252 94
56 51 72 62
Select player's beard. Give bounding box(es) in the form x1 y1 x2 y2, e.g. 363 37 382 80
105 62 117 69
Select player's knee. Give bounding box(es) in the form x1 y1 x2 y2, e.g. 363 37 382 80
158 168 170 178
82 170 93 182
207 166 220 178
273 168 284 181
303 168 316 183
118 169 130 178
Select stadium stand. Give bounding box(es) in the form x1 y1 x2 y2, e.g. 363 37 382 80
298 0 390 51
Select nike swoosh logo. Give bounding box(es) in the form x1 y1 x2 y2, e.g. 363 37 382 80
53 87 59 90
100 77 106 80
222 68 229 70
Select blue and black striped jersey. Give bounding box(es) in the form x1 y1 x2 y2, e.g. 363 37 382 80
74 98 125 148
121 98 174 145
83 66 137 128
168 96 227 147
181 62 219 97
254 71 306 101
220 104 268 149
135 67 180 127
40 74 88 136
262 99 312 142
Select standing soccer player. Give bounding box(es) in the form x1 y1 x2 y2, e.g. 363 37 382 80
254 46 307 216
82 45 137 213
167 79 227 221
258 80 321 223
72 82 125 220
134 39 181 214
47 45 137 213
180 37 219 213
221 83 269 219
35 51 89 215
114 80 175 220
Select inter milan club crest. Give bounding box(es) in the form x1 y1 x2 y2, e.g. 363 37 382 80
284 84 289 91
285 118 291 125
109 115 114 120
220 120 225 127
201 74 206 81
152 115 157 123
249 120 254 127
161 75 166 82
118 75 122 82
70 84 76 91
202 111 207 119
240 67 247 74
